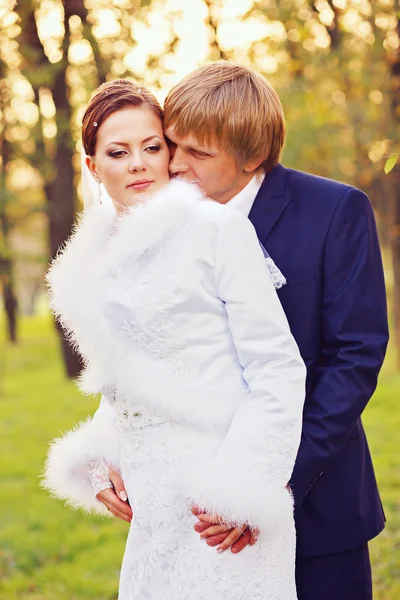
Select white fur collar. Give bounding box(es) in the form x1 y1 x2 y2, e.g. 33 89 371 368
80 178 206 270
46 178 208 371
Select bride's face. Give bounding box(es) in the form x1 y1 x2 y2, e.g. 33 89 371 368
86 106 170 214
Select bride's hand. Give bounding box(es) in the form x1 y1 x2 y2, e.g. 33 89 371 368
96 468 133 523
97 487 133 523
191 507 259 552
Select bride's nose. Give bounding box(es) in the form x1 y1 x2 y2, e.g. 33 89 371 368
128 153 146 172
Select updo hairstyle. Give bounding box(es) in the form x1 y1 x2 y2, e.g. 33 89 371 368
82 79 163 156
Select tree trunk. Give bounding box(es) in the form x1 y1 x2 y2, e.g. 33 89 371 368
47 2 83 377
2 274 18 343
17 1 82 376
16 0 112 375
68 0 109 84
0 70 18 343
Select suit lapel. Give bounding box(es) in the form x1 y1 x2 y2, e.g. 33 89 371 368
248 163 292 243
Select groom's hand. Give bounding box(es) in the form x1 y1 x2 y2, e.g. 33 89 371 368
191 507 258 553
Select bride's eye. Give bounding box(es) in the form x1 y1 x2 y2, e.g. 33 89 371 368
145 144 161 153
109 150 126 158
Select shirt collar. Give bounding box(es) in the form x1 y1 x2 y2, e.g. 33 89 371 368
227 173 264 217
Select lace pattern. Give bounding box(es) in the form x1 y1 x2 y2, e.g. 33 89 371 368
266 257 287 290
109 393 297 600
88 458 112 496
104 236 198 381
261 416 300 480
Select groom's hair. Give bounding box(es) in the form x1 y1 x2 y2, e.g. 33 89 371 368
164 62 286 173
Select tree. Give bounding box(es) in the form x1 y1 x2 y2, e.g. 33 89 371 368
0 61 18 343
3 0 143 375
16 0 82 376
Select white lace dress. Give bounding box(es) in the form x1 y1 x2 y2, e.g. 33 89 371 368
100 394 296 600
43 179 305 600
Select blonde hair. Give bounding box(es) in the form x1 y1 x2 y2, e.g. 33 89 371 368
164 62 286 173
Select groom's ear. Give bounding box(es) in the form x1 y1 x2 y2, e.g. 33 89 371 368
86 156 99 181
243 156 264 174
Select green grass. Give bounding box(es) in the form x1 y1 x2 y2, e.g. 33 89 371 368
1 315 399 598
1 316 127 599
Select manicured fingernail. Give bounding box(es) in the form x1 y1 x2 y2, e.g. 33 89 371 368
217 547 224 553
207 539 216 546
232 548 238 553
119 491 128 502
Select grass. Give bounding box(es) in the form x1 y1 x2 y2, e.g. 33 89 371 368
1 316 126 600
1 315 399 599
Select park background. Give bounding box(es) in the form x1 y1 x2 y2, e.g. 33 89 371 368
1 0 399 598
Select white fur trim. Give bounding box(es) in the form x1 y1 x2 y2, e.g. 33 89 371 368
184 455 294 535
104 179 206 270
45 179 210 365
42 414 120 516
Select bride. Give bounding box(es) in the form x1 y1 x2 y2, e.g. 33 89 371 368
44 79 306 600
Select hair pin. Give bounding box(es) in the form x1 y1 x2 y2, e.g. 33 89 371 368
137 88 142 94
94 121 98 127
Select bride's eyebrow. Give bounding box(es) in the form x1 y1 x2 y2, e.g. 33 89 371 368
105 141 129 149
142 135 162 143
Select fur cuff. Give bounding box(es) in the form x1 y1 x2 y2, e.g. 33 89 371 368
184 455 294 535
42 416 120 516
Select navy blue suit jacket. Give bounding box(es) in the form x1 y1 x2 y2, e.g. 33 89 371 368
249 164 389 558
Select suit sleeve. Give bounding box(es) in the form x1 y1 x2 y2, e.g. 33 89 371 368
42 395 120 515
289 188 389 507
185 209 306 534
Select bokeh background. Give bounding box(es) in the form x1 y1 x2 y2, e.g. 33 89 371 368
1 0 399 598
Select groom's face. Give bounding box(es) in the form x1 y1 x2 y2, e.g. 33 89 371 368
165 126 254 204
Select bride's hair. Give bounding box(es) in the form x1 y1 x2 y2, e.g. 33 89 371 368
82 79 163 156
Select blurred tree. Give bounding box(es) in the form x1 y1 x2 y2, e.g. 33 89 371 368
0 61 18 343
10 0 141 376
16 0 82 376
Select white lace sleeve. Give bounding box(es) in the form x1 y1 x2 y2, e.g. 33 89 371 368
88 458 113 496
42 394 121 515
257 240 286 289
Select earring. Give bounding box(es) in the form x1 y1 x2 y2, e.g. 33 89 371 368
95 176 103 205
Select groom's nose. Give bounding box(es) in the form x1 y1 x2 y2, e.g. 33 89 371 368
169 147 189 175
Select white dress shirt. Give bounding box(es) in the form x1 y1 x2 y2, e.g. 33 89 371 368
228 173 286 289
227 173 264 216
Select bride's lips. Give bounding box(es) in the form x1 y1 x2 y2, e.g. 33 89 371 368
127 180 154 191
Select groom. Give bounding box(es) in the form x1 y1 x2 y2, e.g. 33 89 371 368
99 62 388 599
